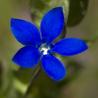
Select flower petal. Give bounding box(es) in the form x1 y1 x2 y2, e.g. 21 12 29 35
41 54 66 81
12 46 41 68
40 7 64 43
10 18 41 46
51 38 88 56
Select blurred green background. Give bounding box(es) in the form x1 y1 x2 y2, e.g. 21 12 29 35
0 0 98 98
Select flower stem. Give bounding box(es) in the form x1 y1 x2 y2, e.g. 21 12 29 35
23 66 41 98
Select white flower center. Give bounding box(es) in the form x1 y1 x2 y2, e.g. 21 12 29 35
39 44 50 55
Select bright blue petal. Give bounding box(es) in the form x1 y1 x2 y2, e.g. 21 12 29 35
41 54 66 81
12 46 41 68
51 38 88 56
40 7 64 43
10 18 41 46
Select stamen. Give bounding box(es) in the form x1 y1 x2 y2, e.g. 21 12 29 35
39 44 50 55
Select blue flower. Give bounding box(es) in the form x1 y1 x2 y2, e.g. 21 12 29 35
10 7 88 81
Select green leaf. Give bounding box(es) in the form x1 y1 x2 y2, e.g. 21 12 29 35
67 0 89 27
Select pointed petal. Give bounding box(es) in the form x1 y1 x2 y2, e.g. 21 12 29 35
40 7 64 43
12 46 41 68
10 18 41 46
41 54 66 81
51 38 88 56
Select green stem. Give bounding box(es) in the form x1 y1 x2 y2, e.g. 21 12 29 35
23 66 41 98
